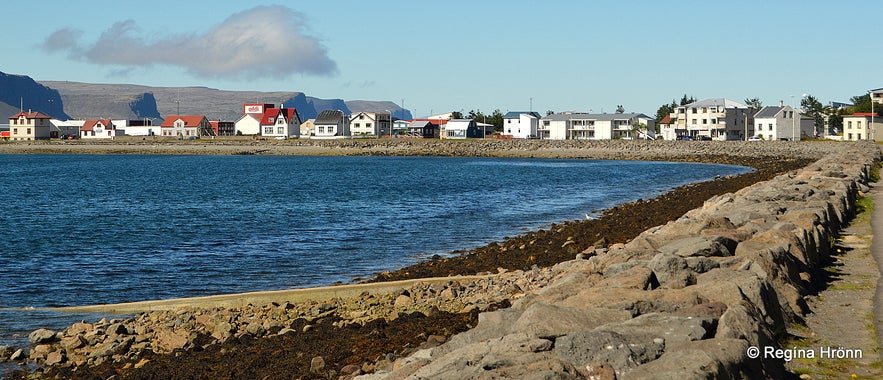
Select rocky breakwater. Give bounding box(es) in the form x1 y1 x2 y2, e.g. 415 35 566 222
1 266 568 376
360 142 882 379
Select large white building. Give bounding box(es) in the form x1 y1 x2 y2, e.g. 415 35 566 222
539 112 655 140
841 113 877 141
662 98 754 141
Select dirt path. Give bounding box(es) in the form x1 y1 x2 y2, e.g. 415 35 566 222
786 185 883 379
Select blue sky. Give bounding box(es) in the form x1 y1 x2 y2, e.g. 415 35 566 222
3 1 881 118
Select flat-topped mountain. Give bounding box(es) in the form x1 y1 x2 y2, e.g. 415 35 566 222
0 71 411 122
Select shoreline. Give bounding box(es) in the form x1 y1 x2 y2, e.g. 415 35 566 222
1 139 865 379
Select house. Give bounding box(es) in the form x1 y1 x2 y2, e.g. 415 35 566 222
841 113 879 141
8 111 52 140
160 115 214 138
300 119 316 137
209 120 235 136
80 119 116 139
235 103 275 135
313 110 350 138
664 98 754 141
406 120 441 138
539 112 656 140
259 108 301 139
350 111 392 137
121 119 161 137
502 111 541 139
442 119 480 139
752 104 814 141
393 119 410 135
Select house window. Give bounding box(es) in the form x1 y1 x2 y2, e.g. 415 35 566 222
277 127 284 134
354 123 360 128
13 128 17 134
710 119 716 124
366 123 372 128
702 119 707 124
264 127 274 134
691 108 697 114
847 121 852 129
27 128 31 134
768 124 773 131
691 119 697 125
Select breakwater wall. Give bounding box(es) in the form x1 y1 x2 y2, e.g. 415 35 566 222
363 142 882 379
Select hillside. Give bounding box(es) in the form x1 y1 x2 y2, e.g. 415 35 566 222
40 80 411 122
0 72 69 119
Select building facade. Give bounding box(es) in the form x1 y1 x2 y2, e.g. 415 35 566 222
313 110 350 138
80 119 116 139
8 111 52 140
842 113 877 141
350 112 392 137
502 111 541 139
752 105 813 141
665 98 754 141
259 108 302 139
160 115 213 138
539 112 656 140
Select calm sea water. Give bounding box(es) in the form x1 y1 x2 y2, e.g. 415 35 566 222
0 154 750 346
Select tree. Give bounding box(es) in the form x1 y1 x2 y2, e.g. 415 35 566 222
744 97 763 110
546 110 555 116
800 94 825 132
451 111 464 119
615 105 625 114
656 101 676 123
488 109 504 133
680 94 696 106
849 93 877 114
630 121 648 140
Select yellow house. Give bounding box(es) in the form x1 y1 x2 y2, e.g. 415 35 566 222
8 111 52 140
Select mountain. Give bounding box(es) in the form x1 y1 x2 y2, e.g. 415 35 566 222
347 100 412 120
0 72 69 119
37 79 411 122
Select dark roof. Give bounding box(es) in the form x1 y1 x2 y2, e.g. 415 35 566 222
316 110 345 124
754 106 786 118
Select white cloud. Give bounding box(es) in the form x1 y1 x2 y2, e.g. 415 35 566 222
44 5 337 79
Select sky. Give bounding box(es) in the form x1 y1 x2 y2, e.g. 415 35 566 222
3 1 882 118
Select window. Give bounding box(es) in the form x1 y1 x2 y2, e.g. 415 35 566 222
27 128 31 135
277 127 284 134
768 124 773 131
264 127 274 134
691 119 697 125
847 121 852 129
702 119 707 124
13 128 17 134
710 119 716 124
354 123 360 128
701 108 707 113
691 108 697 114
366 123 372 128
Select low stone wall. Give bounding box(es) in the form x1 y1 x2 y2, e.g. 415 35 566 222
361 142 881 379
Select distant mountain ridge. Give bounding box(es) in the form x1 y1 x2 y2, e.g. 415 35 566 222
0 71 411 122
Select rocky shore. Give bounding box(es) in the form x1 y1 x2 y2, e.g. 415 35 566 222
1 139 879 379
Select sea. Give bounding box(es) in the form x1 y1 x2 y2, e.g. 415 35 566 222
0 154 751 348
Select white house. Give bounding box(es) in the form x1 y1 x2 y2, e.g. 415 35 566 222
753 105 814 141
350 111 391 137
442 119 478 139
313 110 350 138
841 113 878 141
259 108 302 139
539 112 656 140
664 98 754 141
160 115 213 138
502 111 541 139
80 119 116 139
235 103 275 135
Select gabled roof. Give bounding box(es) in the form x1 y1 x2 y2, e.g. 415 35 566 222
316 110 345 124
81 119 113 131
754 106 786 119
845 112 878 118
659 115 673 124
260 108 300 125
504 111 542 119
160 115 207 127
9 111 51 120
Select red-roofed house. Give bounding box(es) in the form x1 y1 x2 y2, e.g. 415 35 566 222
234 104 301 138
80 119 116 139
160 115 213 138
259 108 301 139
9 111 52 140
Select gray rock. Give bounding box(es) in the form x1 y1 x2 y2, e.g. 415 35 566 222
554 329 665 376
28 328 58 344
658 235 738 258
510 303 632 338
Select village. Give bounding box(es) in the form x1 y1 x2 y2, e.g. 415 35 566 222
3 89 882 143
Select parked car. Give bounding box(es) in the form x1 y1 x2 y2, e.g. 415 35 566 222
697 136 712 141
676 135 694 141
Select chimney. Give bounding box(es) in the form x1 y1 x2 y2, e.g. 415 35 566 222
779 100 784 107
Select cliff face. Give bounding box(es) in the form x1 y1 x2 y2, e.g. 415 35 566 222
0 72 69 119
37 78 409 122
